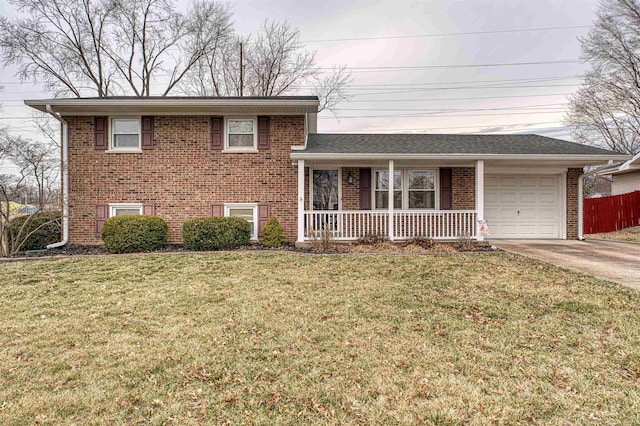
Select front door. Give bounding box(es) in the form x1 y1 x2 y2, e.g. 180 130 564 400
312 169 339 210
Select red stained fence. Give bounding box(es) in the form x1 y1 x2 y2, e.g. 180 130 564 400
583 191 640 234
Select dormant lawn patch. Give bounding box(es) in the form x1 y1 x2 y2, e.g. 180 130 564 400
587 226 640 243
1 252 639 424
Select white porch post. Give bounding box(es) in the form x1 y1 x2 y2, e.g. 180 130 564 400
297 159 305 242
475 159 485 241
388 159 395 241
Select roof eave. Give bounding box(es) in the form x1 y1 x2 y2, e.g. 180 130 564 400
24 98 320 115
289 152 631 162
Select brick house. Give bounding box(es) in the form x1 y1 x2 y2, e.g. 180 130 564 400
25 96 628 246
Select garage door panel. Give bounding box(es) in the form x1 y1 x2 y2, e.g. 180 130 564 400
519 210 536 220
539 192 557 204
518 192 536 203
539 225 559 236
500 177 518 186
539 176 557 187
485 174 561 239
500 192 517 203
538 208 557 220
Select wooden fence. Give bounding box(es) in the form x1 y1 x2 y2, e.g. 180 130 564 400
583 191 640 234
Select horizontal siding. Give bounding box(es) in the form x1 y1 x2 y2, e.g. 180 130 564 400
612 171 640 195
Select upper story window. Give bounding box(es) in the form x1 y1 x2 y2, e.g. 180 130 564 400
374 169 437 210
111 118 141 151
226 118 257 150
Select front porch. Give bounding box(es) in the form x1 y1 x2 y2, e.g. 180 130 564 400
296 159 486 242
303 209 477 241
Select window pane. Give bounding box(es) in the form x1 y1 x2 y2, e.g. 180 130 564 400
114 208 140 216
409 191 435 209
375 171 402 190
229 134 254 147
228 120 254 134
409 171 435 190
375 190 402 209
228 208 254 220
313 170 339 210
113 120 139 134
114 134 139 148
228 208 255 236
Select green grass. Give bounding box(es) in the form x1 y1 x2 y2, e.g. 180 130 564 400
1 252 639 424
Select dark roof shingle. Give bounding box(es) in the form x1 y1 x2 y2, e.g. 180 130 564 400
302 133 622 156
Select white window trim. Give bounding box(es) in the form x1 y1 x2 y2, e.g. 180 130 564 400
224 117 258 152
224 203 258 239
108 203 143 217
373 169 402 210
109 117 142 152
372 168 439 210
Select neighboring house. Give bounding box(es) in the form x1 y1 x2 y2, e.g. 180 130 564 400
25 97 628 246
596 151 640 195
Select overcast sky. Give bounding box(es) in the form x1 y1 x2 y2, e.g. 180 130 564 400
0 0 600 143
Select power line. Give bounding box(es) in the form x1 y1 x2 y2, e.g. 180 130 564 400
307 75 581 89
315 60 582 72
349 84 580 97
337 102 568 112
330 121 564 132
343 92 575 103
301 25 590 43
318 111 565 119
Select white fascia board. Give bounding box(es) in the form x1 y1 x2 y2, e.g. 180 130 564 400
24 98 320 114
289 152 631 162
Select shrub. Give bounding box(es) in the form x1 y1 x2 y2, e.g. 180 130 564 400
355 234 388 246
403 237 434 249
9 211 62 252
182 217 251 251
101 215 168 254
261 217 286 248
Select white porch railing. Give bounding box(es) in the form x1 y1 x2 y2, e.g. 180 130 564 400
304 210 477 241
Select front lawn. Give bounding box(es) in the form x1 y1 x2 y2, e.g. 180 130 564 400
1 252 639 424
588 225 640 243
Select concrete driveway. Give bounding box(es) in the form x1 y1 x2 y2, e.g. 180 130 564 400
492 239 640 290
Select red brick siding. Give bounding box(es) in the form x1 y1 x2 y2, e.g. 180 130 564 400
341 167 360 210
566 168 581 239
67 115 305 245
452 167 476 210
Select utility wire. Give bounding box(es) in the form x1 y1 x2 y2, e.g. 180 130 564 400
301 25 590 43
317 111 565 119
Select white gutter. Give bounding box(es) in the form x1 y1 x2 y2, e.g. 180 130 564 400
290 152 631 162
45 105 69 249
578 166 607 241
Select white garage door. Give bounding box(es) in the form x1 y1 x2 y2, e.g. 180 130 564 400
485 175 561 238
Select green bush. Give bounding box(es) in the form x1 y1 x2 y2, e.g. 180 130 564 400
101 215 168 254
182 217 251 251
9 211 62 251
261 217 286 248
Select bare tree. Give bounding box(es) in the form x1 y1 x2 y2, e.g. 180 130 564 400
184 20 352 112
10 138 59 211
0 132 62 256
0 0 233 97
565 0 640 155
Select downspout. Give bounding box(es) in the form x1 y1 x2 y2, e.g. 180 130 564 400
578 162 612 241
45 105 69 249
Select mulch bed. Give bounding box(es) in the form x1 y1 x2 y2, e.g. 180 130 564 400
8 239 498 260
